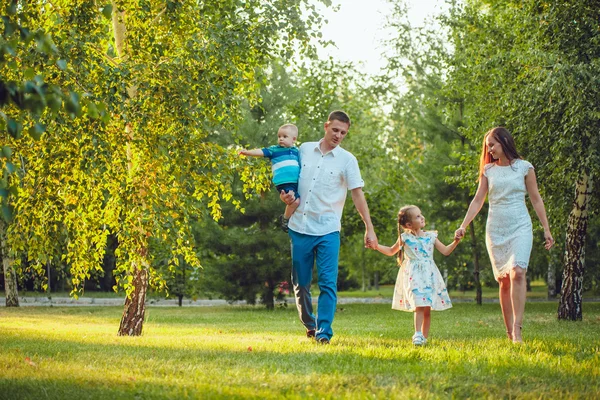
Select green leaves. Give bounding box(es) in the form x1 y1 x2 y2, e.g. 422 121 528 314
6 119 22 139
1 146 12 159
1 202 13 222
0 0 333 308
101 4 113 20
56 59 67 70
28 123 45 140
64 92 81 117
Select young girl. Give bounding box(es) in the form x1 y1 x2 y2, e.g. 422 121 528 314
376 205 460 345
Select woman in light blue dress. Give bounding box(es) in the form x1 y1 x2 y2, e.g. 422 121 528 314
455 127 554 343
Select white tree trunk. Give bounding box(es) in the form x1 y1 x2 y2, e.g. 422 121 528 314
558 171 593 320
112 1 148 336
0 219 19 307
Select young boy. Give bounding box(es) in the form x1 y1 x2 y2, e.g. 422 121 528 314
239 124 300 231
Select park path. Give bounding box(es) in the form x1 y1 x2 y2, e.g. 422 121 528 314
1 296 578 307
1 296 394 307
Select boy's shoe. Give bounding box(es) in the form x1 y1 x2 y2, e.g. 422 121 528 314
306 329 316 339
316 337 330 345
278 215 289 233
412 332 425 346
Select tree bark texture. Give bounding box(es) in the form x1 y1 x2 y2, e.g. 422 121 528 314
118 267 148 336
0 219 19 307
558 172 593 321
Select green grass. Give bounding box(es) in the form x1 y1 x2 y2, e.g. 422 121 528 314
1 303 599 399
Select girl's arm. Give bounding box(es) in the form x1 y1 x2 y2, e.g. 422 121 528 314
455 176 488 239
434 238 461 256
239 149 264 157
525 168 554 250
375 238 401 257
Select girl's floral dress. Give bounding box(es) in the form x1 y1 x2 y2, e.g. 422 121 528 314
392 231 452 312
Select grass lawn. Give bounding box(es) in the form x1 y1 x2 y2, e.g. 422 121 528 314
1 302 599 399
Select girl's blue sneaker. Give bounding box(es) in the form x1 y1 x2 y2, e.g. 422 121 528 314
412 332 425 346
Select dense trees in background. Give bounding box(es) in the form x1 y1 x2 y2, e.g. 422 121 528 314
0 2 83 307
439 0 599 319
2 0 598 321
0 0 327 334
383 0 599 315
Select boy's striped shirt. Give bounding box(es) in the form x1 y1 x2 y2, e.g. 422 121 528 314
262 145 300 185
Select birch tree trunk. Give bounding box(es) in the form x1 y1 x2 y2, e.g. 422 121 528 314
113 3 148 335
118 265 148 336
558 172 593 320
0 219 19 307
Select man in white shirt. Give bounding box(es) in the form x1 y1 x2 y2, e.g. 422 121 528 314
280 110 378 344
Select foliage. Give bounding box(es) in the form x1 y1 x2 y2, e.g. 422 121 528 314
0 1 81 223
379 1 488 291
1 0 327 300
442 0 600 230
196 194 291 309
384 0 600 295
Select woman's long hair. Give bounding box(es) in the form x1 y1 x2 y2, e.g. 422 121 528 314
478 127 521 179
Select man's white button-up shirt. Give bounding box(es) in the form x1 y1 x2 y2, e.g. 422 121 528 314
287 140 364 236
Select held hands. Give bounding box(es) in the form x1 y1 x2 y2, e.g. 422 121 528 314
280 190 296 205
454 227 466 241
365 229 378 250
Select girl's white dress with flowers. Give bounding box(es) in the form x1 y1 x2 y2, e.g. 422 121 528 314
392 231 452 312
484 159 534 281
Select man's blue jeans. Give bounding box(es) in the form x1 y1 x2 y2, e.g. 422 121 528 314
289 229 340 340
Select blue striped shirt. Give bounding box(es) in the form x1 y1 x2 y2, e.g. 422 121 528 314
262 145 300 186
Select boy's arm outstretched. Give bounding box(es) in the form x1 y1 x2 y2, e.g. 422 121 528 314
435 238 461 256
375 238 402 257
239 149 264 157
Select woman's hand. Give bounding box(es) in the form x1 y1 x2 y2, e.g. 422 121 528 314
544 231 555 250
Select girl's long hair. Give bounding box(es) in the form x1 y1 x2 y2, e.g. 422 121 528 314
478 127 521 179
396 205 417 265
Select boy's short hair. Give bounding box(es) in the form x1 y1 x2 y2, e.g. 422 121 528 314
279 124 298 137
327 110 351 126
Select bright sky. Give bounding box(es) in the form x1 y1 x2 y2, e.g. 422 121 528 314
315 0 448 76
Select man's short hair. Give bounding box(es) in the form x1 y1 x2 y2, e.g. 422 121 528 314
328 110 351 126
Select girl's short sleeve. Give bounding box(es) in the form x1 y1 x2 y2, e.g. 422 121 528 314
521 160 534 177
428 231 438 240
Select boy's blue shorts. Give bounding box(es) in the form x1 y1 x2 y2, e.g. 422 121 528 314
276 183 299 200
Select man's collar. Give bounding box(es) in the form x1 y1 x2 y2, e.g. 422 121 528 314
314 139 340 156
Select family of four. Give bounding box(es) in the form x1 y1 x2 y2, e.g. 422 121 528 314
240 111 554 346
